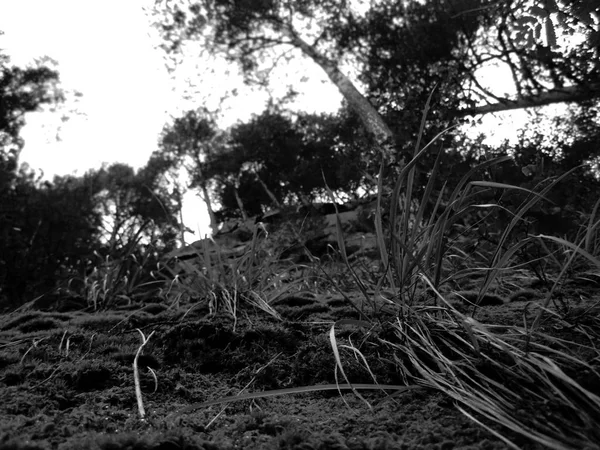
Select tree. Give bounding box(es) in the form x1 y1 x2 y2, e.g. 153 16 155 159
151 0 600 227
88 161 181 256
0 168 103 306
158 109 227 234
137 151 187 245
448 0 600 116
152 0 399 166
153 0 599 126
0 49 71 306
226 108 365 205
0 48 62 192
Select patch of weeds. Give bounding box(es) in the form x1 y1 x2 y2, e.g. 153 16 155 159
313 95 600 449
61 239 164 311
156 224 312 326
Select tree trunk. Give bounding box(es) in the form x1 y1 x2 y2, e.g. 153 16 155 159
178 204 186 246
255 175 281 209
173 184 186 246
233 184 249 221
284 27 398 165
199 182 219 235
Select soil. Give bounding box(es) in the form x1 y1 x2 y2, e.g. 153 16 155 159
1 260 599 450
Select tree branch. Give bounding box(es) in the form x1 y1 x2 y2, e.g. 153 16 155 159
454 82 600 117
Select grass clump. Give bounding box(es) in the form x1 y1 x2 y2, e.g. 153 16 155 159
155 224 323 329
319 96 600 448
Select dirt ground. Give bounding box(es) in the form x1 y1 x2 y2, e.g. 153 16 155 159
1 265 599 450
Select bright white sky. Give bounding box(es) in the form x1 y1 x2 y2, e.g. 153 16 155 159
0 0 529 242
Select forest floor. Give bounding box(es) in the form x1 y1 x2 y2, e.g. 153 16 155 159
1 257 600 450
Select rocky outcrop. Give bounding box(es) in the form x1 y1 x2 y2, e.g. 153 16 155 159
165 200 382 269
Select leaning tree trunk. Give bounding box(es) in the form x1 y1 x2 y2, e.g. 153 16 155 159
232 182 249 221
284 26 399 166
255 175 282 209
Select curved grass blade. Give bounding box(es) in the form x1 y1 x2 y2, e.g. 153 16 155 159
174 383 418 414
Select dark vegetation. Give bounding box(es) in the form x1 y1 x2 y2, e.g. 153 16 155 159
1 1 600 448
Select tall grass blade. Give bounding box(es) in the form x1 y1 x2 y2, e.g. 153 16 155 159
175 383 418 414
375 160 394 291
322 172 373 318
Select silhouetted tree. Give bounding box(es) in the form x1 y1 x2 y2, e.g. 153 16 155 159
0 168 102 306
0 50 72 306
224 108 365 208
158 109 227 234
88 161 180 256
0 49 62 192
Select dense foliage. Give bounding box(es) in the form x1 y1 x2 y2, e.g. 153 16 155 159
0 51 181 308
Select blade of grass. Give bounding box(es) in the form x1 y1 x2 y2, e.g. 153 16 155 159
375 159 395 291
329 321 372 409
174 383 420 414
322 172 374 318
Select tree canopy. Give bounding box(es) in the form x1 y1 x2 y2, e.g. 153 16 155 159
0 51 63 192
153 0 599 138
149 0 600 223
